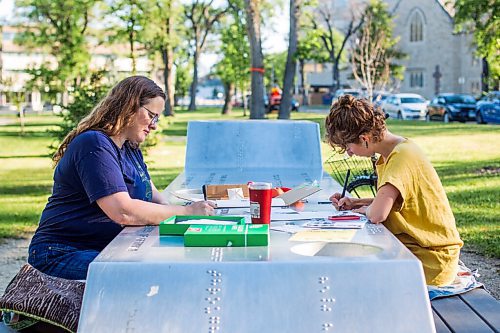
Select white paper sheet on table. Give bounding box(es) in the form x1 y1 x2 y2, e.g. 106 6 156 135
215 198 287 208
168 189 205 202
270 210 333 221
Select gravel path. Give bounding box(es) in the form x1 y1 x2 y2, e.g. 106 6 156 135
0 237 498 300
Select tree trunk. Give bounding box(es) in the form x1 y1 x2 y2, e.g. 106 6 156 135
245 0 265 119
162 48 175 116
188 47 200 111
129 30 137 75
299 59 308 106
221 81 234 115
334 64 341 90
279 0 301 119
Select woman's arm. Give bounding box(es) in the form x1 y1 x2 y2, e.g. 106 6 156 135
96 192 214 226
150 181 169 205
330 193 374 210
354 184 400 224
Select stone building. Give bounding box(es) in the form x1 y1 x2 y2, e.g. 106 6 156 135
305 0 484 100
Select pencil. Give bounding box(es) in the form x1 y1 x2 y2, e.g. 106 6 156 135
341 169 351 198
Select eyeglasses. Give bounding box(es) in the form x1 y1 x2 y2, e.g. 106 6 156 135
142 106 160 126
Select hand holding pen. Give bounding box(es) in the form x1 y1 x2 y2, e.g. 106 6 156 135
329 169 355 210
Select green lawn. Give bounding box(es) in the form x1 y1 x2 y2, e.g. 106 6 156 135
1 109 498 258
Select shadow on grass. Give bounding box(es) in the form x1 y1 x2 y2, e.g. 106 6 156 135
435 159 500 183
0 129 55 138
1 184 52 196
0 154 50 159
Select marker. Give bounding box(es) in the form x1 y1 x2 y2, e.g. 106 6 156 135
341 169 351 199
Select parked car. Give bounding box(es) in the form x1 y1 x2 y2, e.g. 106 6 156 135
475 91 500 124
381 93 427 120
372 91 391 108
426 93 477 123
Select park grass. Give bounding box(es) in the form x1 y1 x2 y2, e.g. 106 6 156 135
0 108 498 258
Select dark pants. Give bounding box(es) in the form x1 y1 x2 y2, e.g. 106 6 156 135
28 243 99 280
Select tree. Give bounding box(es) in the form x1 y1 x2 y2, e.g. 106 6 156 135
144 0 182 116
296 29 328 106
104 0 148 75
174 54 192 107
14 0 98 102
453 0 499 90
278 0 303 119
350 0 404 100
309 2 364 91
216 0 251 115
184 0 228 111
245 0 266 119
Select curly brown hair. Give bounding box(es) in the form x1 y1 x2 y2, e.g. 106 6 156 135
53 76 165 165
325 95 386 152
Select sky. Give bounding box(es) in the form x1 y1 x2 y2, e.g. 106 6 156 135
0 0 289 76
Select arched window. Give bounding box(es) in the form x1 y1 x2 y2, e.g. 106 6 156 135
410 13 423 42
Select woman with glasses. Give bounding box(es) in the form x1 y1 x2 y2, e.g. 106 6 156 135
28 76 215 280
325 95 462 287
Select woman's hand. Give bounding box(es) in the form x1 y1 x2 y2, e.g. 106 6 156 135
329 193 358 210
185 201 216 216
353 205 368 215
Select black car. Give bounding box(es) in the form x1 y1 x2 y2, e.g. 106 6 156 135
426 94 477 123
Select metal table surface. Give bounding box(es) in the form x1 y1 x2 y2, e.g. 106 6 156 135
78 120 435 332
78 171 434 333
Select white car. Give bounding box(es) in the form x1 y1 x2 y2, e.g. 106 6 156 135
381 93 428 120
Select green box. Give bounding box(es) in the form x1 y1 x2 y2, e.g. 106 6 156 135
159 215 245 235
184 224 269 247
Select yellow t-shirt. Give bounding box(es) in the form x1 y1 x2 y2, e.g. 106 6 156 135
376 139 463 286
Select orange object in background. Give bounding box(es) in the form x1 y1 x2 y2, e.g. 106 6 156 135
271 187 291 198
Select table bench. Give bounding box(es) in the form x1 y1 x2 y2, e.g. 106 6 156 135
432 288 500 333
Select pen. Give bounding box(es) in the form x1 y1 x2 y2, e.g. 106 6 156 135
341 169 351 199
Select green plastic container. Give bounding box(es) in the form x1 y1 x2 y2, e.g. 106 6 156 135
184 224 269 247
159 215 245 235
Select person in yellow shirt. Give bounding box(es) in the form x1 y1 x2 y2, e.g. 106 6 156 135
325 95 463 286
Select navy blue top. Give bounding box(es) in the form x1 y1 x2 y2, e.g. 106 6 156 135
31 130 152 251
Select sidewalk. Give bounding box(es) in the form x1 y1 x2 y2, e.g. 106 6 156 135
0 117 16 126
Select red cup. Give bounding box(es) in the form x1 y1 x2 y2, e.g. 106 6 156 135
249 182 272 224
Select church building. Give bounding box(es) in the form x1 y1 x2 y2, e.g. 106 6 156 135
305 0 484 100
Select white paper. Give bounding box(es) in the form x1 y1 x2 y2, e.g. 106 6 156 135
168 189 204 202
270 210 332 221
227 187 245 200
215 198 287 208
176 219 237 225
302 220 366 229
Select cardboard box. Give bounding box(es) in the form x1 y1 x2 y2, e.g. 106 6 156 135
159 215 245 235
184 224 269 247
203 184 249 200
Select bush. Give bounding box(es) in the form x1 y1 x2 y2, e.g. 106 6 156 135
50 72 110 154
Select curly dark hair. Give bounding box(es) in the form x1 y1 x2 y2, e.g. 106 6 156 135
325 94 386 152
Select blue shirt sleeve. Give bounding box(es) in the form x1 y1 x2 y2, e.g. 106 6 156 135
73 131 128 203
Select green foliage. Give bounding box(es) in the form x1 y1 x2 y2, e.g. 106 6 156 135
453 0 500 81
50 72 110 150
173 56 192 105
103 0 149 74
264 51 287 88
14 0 98 94
215 2 250 93
296 28 330 64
